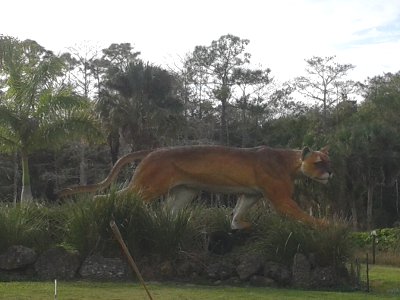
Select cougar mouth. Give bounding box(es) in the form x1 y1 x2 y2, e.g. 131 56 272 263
314 177 329 184
313 173 332 184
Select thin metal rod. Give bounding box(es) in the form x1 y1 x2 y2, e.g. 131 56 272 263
54 279 57 300
110 220 154 300
366 252 370 293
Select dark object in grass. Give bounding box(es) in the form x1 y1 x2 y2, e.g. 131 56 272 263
207 230 251 255
208 231 234 255
45 179 58 202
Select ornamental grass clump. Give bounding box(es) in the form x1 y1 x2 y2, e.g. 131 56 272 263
189 205 232 233
252 209 354 268
63 190 147 258
0 203 52 252
63 189 198 260
143 206 198 259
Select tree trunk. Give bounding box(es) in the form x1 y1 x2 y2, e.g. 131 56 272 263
13 152 19 207
241 98 249 147
396 179 399 216
322 89 328 129
220 99 229 145
350 197 358 230
108 129 120 165
20 151 33 203
367 185 374 230
79 143 87 185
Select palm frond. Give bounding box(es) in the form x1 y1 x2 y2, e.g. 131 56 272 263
36 89 89 117
0 105 21 152
30 112 104 151
0 105 20 129
0 130 19 153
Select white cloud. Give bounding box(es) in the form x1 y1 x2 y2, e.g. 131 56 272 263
2 0 400 82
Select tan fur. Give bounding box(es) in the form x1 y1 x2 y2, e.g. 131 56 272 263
58 145 332 229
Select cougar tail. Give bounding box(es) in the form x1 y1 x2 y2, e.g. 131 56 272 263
56 150 152 199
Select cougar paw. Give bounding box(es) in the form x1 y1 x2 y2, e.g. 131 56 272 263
231 220 252 231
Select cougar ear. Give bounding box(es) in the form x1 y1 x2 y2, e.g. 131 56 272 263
301 147 312 160
320 145 329 154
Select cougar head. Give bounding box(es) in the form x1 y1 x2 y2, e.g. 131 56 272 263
300 146 332 184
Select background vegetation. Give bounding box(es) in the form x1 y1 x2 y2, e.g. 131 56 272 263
1 33 400 232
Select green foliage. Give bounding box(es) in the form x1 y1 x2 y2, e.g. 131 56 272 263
252 211 354 267
0 195 356 272
330 72 400 229
63 191 197 259
351 228 400 251
142 207 198 258
185 34 272 145
190 205 232 233
98 60 184 150
0 203 54 252
0 36 103 202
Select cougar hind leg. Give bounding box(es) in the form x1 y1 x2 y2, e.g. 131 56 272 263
231 194 260 230
165 186 198 214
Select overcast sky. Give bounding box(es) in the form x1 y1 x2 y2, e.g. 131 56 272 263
2 0 400 82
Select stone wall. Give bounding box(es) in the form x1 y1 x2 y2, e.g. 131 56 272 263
0 245 350 289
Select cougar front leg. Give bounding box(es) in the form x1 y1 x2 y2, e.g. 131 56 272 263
269 195 326 227
231 194 260 230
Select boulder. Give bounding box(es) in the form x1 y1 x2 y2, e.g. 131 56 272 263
263 261 291 286
35 247 80 280
292 253 311 288
0 245 37 270
159 260 175 278
79 254 128 280
206 262 236 280
310 266 337 288
236 254 264 281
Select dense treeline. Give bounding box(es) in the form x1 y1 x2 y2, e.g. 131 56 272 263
1 34 400 230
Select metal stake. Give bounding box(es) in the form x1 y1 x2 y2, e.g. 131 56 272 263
110 220 154 300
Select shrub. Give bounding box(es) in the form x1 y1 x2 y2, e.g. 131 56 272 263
251 209 354 267
352 228 400 251
189 205 232 233
0 203 53 252
63 191 198 260
0 195 357 271
143 207 199 259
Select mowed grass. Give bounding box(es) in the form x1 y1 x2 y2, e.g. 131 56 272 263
0 265 399 300
366 265 400 295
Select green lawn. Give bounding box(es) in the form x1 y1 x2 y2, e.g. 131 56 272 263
0 265 399 300
366 264 400 295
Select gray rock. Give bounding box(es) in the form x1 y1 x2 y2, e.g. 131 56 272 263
263 261 291 286
206 262 236 280
236 254 264 281
35 247 80 280
0 245 37 270
159 260 175 278
79 254 128 280
292 253 311 288
310 266 338 288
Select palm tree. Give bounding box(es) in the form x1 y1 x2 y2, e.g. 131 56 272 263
0 36 102 203
97 61 184 154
